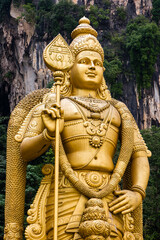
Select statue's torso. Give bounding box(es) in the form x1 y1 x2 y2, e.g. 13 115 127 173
61 97 121 172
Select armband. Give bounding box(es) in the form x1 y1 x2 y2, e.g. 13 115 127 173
42 129 55 141
131 185 146 200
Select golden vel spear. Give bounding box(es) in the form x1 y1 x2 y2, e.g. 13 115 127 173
43 34 75 239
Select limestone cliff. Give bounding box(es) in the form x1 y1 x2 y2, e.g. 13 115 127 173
110 0 152 15
0 0 159 129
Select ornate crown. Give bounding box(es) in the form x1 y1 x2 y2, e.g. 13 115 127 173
70 17 104 61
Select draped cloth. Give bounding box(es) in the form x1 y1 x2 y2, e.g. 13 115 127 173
46 170 124 240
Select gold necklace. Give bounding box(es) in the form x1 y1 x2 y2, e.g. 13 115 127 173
67 97 112 148
69 96 110 113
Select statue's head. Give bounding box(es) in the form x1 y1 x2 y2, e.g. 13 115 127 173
69 17 105 92
50 17 111 100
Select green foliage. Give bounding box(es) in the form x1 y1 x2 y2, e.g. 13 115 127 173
116 6 127 22
103 31 125 99
113 127 160 239
126 16 160 92
104 58 123 98
36 0 85 39
46 80 54 88
101 0 111 7
24 147 54 228
89 5 110 29
152 0 160 25
0 0 11 22
22 3 36 24
141 127 160 239
38 0 53 11
13 0 21 7
110 33 126 60
13 0 33 7
42 147 54 164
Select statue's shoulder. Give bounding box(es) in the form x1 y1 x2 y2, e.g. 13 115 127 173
61 97 82 121
61 97 74 105
110 98 129 110
110 98 132 117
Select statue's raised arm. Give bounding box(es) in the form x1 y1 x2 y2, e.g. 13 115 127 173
4 17 150 240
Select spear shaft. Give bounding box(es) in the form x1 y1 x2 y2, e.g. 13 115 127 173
43 34 75 239
53 73 63 239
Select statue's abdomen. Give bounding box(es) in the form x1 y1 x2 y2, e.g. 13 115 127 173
61 119 119 172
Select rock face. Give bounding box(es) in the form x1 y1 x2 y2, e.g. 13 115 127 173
110 0 152 15
0 0 159 129
0 3 51 113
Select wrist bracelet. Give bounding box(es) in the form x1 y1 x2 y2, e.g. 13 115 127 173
42 129 55 142
131 185 146 200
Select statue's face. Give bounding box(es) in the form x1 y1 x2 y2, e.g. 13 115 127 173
70 50 104 90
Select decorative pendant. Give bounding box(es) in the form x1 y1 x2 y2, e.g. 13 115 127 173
89 136 103 148
84 121 107 148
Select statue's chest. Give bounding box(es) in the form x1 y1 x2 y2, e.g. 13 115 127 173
62 97 121 128
63 97 111 121
61 98 121 148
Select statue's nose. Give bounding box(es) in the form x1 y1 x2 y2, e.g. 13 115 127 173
89 61 95 70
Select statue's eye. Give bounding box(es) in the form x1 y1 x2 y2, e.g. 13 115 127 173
79 59 87 64
95 61 102 66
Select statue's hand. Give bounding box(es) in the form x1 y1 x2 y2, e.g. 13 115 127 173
41 103 64 136
108 190 142 215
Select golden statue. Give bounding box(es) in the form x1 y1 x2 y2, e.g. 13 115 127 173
4 17 150 240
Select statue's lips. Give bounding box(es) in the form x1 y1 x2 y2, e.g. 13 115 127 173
86 72 97 77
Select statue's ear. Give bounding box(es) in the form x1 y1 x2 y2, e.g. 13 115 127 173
97 77 111 100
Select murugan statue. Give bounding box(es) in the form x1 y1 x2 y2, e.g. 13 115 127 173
4 17 150 240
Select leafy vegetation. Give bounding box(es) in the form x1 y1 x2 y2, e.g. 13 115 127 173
24 147 54 229
88 5 110 29
152 0 160 25
142 127 160 239
0 0 11 22
104 58 123 98
125 16 160 92
29 0 85 39
115 6 127 23
21 3 36 24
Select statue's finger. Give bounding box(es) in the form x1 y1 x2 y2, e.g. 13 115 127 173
109 199 127 212
50 108 61 118
41 109 50 115
122 207 133 215
109 195 125 207
50 111 57 118
113 203 130 214
51 103 61 109
61 109 64 117
114 190 128 195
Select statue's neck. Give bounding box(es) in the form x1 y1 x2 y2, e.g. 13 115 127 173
71 87 98 98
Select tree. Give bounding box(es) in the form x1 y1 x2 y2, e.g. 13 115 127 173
152 0 160 25
126 16 160 92
141 127 160 239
